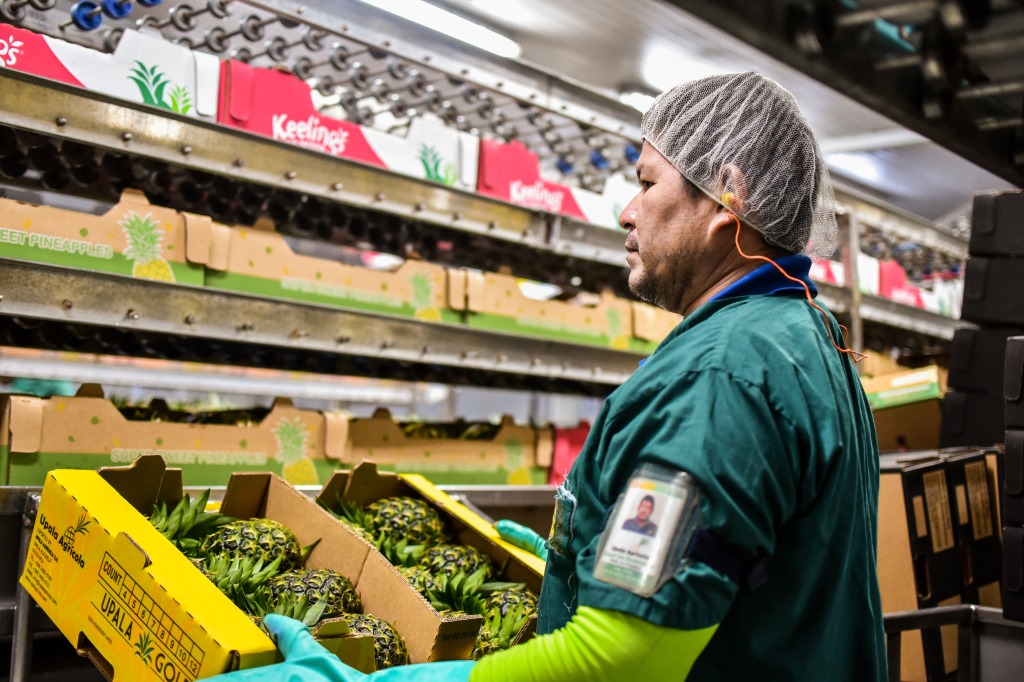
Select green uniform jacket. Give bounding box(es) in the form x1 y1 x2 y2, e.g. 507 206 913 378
538 261 886 681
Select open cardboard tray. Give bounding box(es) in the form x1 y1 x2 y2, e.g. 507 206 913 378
318 461 546 661
18 454 375 681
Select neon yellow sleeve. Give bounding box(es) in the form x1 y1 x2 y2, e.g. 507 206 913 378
470 606 717 682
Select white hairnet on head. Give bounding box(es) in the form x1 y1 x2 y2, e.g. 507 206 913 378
641 71 837 259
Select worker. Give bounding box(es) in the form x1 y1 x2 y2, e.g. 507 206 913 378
209 71 886 681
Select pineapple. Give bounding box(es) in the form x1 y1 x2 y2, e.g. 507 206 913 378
149 489 234 557
197 554 283 599
265 568 361 616
122 212 175 282
336 613 409 670
484 587 538 620
422 544 492 580
362 497 447 547
423 568 489 618
399 565 442 595
378 536 426 568
200 518 308 570
274 419 319 485
472 601 531 659
238 588 330 630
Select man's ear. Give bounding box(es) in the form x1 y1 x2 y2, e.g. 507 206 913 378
718 163 749 215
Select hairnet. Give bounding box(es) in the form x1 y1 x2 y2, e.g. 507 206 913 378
640 71 837 259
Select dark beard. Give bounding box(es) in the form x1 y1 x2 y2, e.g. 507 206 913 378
630 268 692 313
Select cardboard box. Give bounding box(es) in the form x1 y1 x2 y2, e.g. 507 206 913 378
878 453 964 681
1006 431 1024 526
203 220 460 323
631 302 682 348
969 191 1024 257
864 367 946 451
879 259 925 309
940 448 1003 607
0 190 208 286
549 421 590 485
475 138 616 226
1007 337 1024 429
318 462 546 661
962 257 1024 325
18 454 376 681
940 390 1005 449
325 409 551 485
858 349 904 379
453 269 640 351
1 24 219 119
1004 525 1024 623
1 386 337 486
949 328 1024 393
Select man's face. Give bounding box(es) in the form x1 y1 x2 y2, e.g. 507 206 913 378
619 142 718 313
637 499 653 522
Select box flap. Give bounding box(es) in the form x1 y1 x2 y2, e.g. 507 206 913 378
323 412 350 461
464 270 487 313
193 48 221 118
183 211 215 266
220 472 272 519
97 454 168 515
9 396 43 454
964 259 987 302
950 330 974 372
1006 337 1024 402
224 59 253 124
341 461 406 506
208 222 232 272
447 269 469 311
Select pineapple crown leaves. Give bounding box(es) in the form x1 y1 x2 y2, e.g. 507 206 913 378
150 490 235 557
378 536 427 568
241 588 329 629
481 601 531 648
424 567 490 616
129 61 171 108
323 496 373 531
478 581 528 595
201 554 283 597
121 212 165 264
300 537 322 567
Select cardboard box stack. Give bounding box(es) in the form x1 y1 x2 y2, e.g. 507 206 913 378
1005 337 1024 621
878 452 964 681
325 408 552 485
18 455 377 681
0 385 337 486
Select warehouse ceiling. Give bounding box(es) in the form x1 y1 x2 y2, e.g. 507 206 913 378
436 0 1018 224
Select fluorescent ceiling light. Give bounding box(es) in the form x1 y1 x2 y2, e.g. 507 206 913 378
641 46 728 92
826 153 880 182
619 90 657 113
352 0 521 59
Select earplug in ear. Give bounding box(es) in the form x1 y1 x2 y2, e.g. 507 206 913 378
721 191 735 208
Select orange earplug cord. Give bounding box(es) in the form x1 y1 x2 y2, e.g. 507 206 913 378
729 212 866 363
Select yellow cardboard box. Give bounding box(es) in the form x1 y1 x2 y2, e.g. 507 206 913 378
630 301 682 348
0 189 210 285
203 220 459 323
325 408 552 485
18 456 277 681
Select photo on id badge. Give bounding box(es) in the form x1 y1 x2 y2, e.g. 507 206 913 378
621 494 659 537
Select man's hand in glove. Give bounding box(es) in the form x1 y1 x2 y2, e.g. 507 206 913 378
205 615 474 682
495 520 548 561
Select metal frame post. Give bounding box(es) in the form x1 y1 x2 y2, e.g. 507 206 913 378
10 492 40 682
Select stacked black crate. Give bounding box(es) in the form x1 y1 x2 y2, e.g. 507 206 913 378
1005 337 1024 620
943 191 1024 448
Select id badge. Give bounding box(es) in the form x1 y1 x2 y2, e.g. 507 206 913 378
593 463 701 597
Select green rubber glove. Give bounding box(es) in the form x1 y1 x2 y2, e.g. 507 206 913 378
495 520 549 561
204 615 475 682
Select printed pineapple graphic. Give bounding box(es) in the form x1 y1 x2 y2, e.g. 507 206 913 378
129 61 194 114
122 212 175 282
275 418 319 485
61 513 90 549
410 271 442 322
606 307 630 350
134 632 155 665
418 144 458 186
